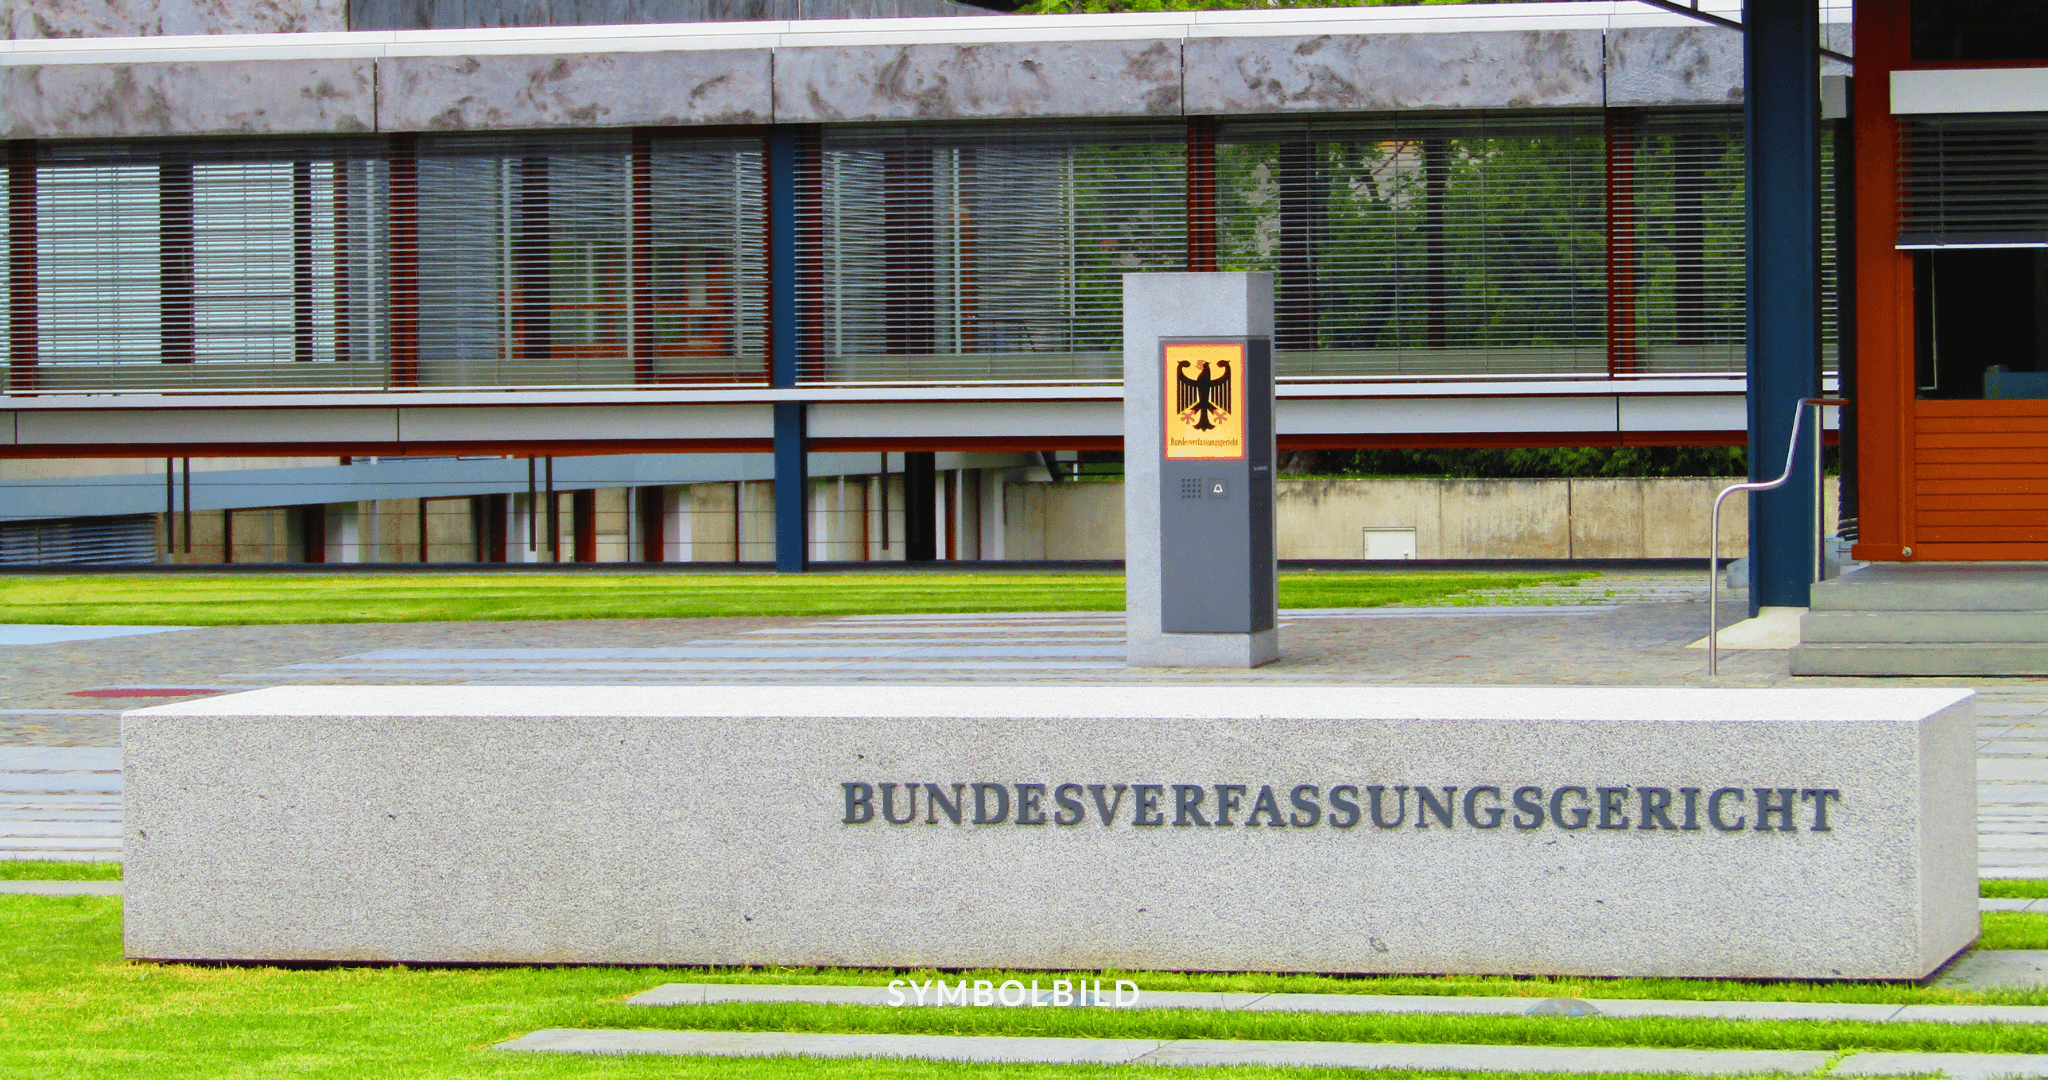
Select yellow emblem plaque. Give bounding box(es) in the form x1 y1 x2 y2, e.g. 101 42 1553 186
1163 341 1245 460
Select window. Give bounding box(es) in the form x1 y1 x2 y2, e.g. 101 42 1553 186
804 120 1186 383
1913 0 2048 63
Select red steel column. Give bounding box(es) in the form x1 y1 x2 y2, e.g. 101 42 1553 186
1186 117 1217 273
388 135 420 388
631 131 654 383
1606 109 1640 377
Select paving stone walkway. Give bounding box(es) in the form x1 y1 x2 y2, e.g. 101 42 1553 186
4 570 2047 875
0 745 119 861
499 1027 2048 1077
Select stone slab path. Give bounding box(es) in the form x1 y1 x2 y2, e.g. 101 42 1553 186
498 1028 1839 1074
0 745 120 862
500 1027 2048 1077
627 981 2048 1020
0 880 119 895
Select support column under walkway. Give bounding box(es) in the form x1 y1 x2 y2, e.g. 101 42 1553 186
1744 0 1825 613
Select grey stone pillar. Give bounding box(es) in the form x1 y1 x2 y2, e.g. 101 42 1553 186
1124 272 1278 669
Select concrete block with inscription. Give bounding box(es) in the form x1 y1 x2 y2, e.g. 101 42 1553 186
124 684 1976 979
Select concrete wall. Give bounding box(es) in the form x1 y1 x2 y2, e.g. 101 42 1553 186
134 470 1827 566
117 455 1035 565
1002 480 1125 562
1005 477 1843 561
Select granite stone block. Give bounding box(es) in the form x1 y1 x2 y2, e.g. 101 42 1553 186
1604 26 1744 108
1184 30 1602 116
378 50 772 132
0 59 372 138
125 684 1976 978
772 40 1180 123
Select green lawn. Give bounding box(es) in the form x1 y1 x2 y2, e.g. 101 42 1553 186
1984 879 2048 899
7 896 2048 1079
0 571 1591 626
1983 912 2048 950
0 860 119 881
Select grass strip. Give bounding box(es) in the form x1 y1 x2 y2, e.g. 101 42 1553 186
11 895 2048 1080
1984 879 2048 899
0 860 119 881
0 571 1590 626
1982 912 2048 950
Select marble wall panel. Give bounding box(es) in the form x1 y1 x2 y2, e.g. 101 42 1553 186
773 39 1181 123
160 0 346 34
0 58 373 137
1184 30 1602 116
378 50 772 132
1604 25 1744 107
7 0 345 37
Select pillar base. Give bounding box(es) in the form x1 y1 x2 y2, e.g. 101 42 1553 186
1126 628 1278 669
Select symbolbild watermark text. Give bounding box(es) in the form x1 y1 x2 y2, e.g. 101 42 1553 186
886 979 1140 1008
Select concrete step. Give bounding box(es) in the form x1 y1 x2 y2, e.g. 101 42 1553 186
1791 642 2048 677
1802 609 2048 643
1811 563 2048 612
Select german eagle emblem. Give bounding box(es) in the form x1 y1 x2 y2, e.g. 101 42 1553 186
1176 359 1233 431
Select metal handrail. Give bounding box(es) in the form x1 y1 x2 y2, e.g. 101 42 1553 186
1708 397 1848 675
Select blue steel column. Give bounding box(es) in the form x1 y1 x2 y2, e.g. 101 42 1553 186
1744 0 1823 614
770 127 808 572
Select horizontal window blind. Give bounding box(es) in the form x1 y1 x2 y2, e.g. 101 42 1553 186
12 132 766 392
1899 114 2048 248
1620 110 1748 374
1216 112 1606 379
412 131 767 388
648 133 768 382
0 514 157 565
31 138 389 392
0 113 1842 394
799 120 1185 383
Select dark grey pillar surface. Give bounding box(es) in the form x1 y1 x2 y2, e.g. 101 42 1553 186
769 127 807 573
1744 0 1824 614
901 453 936 562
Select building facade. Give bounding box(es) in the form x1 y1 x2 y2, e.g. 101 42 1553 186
0 1 1850 565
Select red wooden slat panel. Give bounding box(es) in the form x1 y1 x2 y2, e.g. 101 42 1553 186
1912 542 2048 560
1920 526 2048 543
1918 510 2048 527
1917 479 2048 494
1917 399 2048 418
1919 448 2048 464
1916 420 2048 437
1919 494 2048 511
1915 463 2048 480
